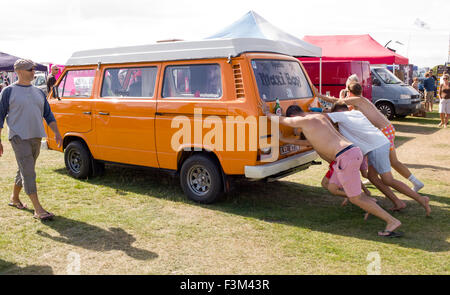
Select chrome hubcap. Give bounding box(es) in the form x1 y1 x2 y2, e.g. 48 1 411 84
379 105 392 118
187 165 211 196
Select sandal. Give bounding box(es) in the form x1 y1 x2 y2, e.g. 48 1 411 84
378 230 403 238
33 211 55 221
8 201 28 210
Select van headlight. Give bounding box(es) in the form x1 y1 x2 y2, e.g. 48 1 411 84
400 94 411 99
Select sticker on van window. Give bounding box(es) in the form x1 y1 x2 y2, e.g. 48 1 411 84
286 88 293 98
252 61 257 70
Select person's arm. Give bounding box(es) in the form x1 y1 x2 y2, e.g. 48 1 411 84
317 92 339 103
279 133 312 147
41 92 62 147
337 96 360 105
48 121 62 148
265 111 305 128
312 86 339 103
0 87 12 157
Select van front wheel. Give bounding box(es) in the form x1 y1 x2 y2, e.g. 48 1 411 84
180 155 223 204
64 141 92 179
376 102 395 120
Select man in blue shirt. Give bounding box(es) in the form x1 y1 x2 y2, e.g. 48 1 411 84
423 72 436 112
0 59 62 220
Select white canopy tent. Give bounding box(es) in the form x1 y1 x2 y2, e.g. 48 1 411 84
205 11 324 92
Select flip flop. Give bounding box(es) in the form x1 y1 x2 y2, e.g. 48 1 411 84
33 211 55 221
8 202 28 210
378 230 403 238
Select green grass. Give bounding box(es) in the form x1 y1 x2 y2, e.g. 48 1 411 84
0 108 449 274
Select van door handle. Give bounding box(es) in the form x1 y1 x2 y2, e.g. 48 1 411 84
83 111 91 115
99 112 110 116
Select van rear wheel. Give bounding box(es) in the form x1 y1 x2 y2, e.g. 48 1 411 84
64 141 92 179
180 154 223 204
377 102 395 120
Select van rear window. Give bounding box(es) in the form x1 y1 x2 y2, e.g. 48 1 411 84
251 59 312 101
162 64 222 99
101 67 157 98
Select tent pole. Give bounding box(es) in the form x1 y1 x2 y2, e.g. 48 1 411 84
319 57 322 94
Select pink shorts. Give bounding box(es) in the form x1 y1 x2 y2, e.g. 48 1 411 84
333 146 363 198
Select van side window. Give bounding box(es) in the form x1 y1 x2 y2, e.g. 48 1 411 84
58 70 95 97
101 67 157 98
162 64 222 99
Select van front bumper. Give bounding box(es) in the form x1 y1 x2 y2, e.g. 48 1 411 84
395 101 421 115
245 150 319 179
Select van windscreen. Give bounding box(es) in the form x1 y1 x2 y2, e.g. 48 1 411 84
372 68 402 84
251 59 312 101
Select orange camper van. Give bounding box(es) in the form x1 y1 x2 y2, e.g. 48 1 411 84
45 38 319 203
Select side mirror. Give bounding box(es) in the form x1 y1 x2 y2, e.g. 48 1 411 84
52 86 61 100
372 78 381 86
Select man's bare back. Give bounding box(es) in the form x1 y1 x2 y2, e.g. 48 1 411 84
339 96 390 130
267 112 353 161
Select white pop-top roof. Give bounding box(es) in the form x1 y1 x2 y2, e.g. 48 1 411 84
65 38 319 66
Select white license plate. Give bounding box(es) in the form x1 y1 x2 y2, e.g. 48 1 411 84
280 144 300 155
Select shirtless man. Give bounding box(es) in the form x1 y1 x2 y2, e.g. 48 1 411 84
327 103 431 217
262 103 402 237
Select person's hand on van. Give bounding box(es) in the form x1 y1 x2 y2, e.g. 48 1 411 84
259 100 270 115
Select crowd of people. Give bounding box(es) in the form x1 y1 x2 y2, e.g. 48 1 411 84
415 69 450 127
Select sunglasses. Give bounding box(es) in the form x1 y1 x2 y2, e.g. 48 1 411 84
26 67 36 72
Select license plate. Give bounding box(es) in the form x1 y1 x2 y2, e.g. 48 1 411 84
280 144 300 155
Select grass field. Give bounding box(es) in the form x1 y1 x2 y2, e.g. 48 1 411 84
0 109 449 274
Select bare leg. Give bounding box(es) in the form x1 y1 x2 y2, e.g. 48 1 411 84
439 113 445 127
380 172 431 216
27 193 48 216
348 193 402 234
368 165 406 210
361 181 371 197
389 149 412 179
10 184 23 204
445 114 449 127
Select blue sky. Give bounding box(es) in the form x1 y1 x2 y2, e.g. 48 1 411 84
2 0 449 67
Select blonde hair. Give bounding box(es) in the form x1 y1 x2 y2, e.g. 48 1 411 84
346 74 359 86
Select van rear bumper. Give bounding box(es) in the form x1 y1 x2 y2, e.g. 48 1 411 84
244 150 319 179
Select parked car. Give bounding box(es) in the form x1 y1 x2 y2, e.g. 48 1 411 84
32 72 47 94
45 38 319 203
371 67 421 120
